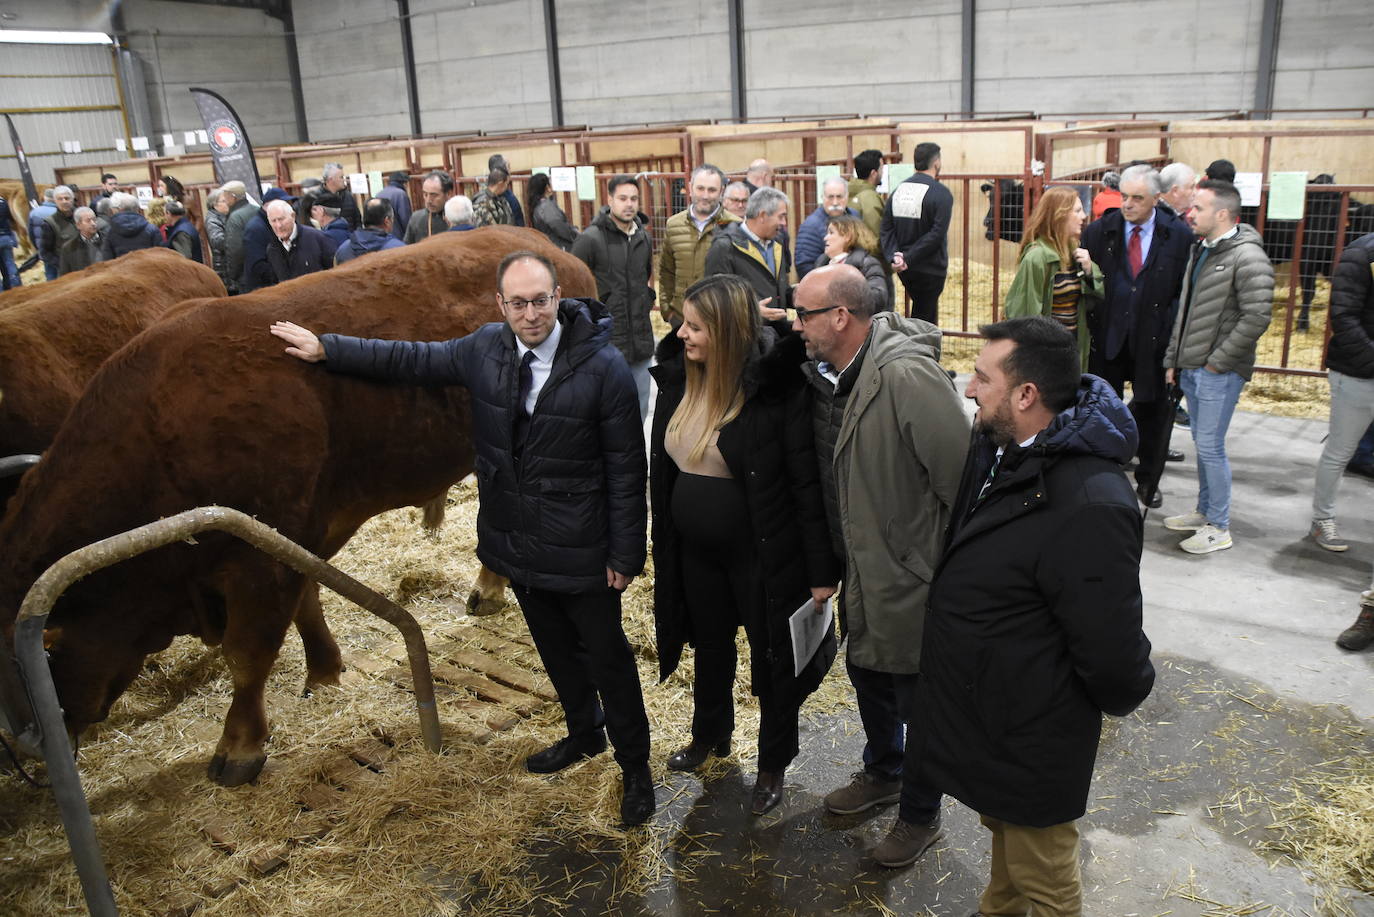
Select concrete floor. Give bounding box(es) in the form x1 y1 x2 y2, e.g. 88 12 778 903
510 395 1374 916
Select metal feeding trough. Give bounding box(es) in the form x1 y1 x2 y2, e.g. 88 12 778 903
0 504 444 917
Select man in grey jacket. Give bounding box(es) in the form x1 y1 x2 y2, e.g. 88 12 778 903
792 264 970 868
1162 180 1274 554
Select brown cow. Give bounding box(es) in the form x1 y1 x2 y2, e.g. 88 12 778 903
0 248 226 458
0 227 595 786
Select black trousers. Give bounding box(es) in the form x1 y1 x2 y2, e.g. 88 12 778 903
674 472 801 773
514 582 651 770
1091 345 1171 490
846 660 944 825
901 271 947 325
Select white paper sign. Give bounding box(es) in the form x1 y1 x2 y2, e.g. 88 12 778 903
348 173 369 195
131 136 149 151
161 133 175 148
789 595 834 677
196 129 209 145
135 185 154 202
184 131 198 146
114 138 127 152
61 140 83 154
877 164 890 194
1234 172 1263 208
550 166 576 193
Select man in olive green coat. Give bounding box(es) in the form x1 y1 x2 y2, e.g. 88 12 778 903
657 163 738 324
848 149 886 239
792 264 970 869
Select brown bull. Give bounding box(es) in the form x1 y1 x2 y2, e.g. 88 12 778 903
0 248 226 458
0 227 594 786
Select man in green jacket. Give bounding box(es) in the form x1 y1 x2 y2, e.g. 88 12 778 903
1162 179 1274 555
792 264 970 868
658 163 737 324
849 149 886 240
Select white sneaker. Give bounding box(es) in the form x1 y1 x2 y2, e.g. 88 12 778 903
1309 518 1349 552
1163 510 1207 532
1180 524 1232 554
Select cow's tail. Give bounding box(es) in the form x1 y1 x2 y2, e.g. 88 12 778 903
421 493 446 538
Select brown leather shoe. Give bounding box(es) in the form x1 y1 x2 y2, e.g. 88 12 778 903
751 769 785 815
1337 605 1374 651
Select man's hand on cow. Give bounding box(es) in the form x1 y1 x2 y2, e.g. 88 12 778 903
607 567 634 591
758 297 787 322
270 321 326 363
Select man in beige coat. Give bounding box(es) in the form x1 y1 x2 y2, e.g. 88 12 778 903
657 164 738 324
792 264 970 868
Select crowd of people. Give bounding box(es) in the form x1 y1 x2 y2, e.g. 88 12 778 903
6 137 1372 913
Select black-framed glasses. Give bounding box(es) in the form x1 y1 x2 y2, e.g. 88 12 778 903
501 293 557 311
792 304 845 321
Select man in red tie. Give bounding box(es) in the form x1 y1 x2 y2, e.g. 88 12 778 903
1082 164 1196 507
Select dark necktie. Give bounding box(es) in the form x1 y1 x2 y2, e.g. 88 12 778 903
514 350 536 451
975 450 1002 505
1128 224 1143 278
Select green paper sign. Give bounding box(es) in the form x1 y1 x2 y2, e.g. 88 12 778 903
815 165 842 203
887 163 915 191
576 166 597 202
1266 171 1308 221
367 171 384 197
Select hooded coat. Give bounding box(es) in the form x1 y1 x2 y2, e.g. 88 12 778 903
334 226 405 263
100 210 163 260
911 375 1155 828
570 207 656 365
321 299 646 593
1326 232 1374 379
799 313 969 674
649 331 840 700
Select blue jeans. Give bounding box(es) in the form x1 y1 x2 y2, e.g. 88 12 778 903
1179 367 1245 529
0 245 18 289
846 658 943 824
43 259 58 282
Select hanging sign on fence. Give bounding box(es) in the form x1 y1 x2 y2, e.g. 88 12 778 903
1267 172 1308 221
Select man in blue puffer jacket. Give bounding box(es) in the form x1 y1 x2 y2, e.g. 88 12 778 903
269 250 655 827
334 199 405 264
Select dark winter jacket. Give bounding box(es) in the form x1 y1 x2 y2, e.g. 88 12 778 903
264 225 336 284
166 216 203 263
1082 208 1194 400
912 375 1155 828
100 211 163 260
502 187 525 228
321 298 646 593
1326 232 1374 379
322 217 352 250
571 207 656 365
376 181 412 240
649 331 840 698
531 196 579 251
704 221 792 336
28 203 56 261
403 209 448 244
813 247 894 312
879 172 953 279
223 197 257 292
335 226 405 263
239 208 278 292
58 232 104 276
41 208 80 263
795 205 856 279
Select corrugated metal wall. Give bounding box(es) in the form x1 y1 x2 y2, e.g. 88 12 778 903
0 43 129 184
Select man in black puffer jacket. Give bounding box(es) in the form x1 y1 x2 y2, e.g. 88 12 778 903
912 316 1154 916
1310 232 1374 649
269 251 655 827
100 192 163 260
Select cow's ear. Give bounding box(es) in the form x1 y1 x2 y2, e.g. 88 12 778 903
43 627 63 650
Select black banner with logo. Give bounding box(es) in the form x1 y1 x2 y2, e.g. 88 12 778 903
189 87 262 204
3 114 40 209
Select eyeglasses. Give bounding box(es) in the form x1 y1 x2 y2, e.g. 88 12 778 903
792 304 845 321
501 293 557 311
725 196 749 204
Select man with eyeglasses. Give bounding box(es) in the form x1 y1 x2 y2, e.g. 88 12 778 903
269 250 655 827
790 263 969 869
721 182 751 220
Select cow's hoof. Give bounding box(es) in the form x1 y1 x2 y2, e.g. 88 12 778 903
466 589 508 617
207 753 266 787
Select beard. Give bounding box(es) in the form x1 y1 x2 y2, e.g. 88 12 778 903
973 397 1017 448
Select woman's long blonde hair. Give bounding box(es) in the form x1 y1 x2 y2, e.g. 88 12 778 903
668 274 760 464
1019 186 1080 265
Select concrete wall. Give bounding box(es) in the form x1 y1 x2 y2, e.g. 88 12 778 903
121 0 299 147
1271 0 1374 113
293 0 412 141
409 0 553 134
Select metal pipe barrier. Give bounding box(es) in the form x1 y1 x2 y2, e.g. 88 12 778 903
10 505 444 917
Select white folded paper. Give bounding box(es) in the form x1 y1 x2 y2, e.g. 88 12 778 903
789 595 834 677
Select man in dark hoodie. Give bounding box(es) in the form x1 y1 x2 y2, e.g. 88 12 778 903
912 315 1154 916
101 192 163 260
571 174 655 420
268 250 654 828
335 199 405 263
